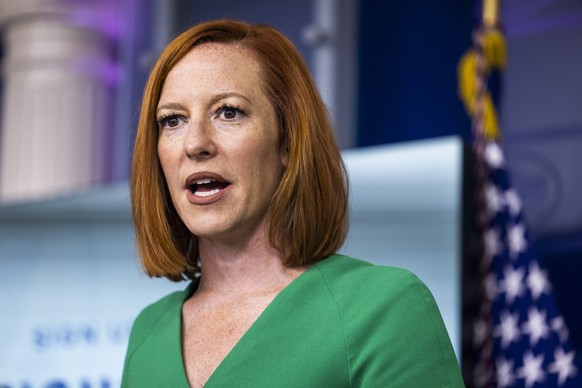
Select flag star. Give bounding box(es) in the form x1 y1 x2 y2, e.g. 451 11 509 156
499 265 526 304
484 227 502 258
551 317 570 343
508 223 527 259
496 357 516 387
485 183 505 215
494 310 521 348
485 141 505 168
527 261 551 300
522 308 550 346
505 189 522 216
517 351 545 387
548 347 578 385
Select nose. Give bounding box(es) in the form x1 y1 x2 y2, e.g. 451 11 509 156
183 119 217 160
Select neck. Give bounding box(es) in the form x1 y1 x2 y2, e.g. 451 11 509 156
196 224 305 296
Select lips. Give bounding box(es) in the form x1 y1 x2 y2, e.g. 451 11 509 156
185 172 231 200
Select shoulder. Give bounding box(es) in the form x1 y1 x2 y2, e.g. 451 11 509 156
314 254 440 323
314 254 464 387
130 288 184 334
313 254 435 335
314 253 427 301
122 282 194 387
124 282 194 361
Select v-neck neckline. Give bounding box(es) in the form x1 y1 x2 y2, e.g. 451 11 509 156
176 261 321 386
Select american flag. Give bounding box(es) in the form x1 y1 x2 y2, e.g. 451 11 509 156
472 138 582 387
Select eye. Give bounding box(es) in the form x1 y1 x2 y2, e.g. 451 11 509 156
216 105 245 121
158 114 185 129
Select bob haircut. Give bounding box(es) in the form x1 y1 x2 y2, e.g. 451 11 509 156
131 19 348 281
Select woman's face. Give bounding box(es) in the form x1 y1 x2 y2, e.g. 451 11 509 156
157 42 287 244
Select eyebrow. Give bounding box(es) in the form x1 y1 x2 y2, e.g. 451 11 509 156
156 93 253 114
156 102 184 114
211 92 253 105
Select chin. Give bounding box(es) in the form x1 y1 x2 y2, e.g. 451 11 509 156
184 220 236 239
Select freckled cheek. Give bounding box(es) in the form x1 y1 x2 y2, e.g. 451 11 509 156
157 143 180 191
233 142 275 172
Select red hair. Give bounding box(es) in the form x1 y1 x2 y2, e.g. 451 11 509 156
131 19 348 281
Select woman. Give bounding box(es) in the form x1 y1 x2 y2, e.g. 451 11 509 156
122 19 464 387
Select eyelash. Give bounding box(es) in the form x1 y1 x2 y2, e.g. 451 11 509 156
157 112 184 129
156 104 246 129
216 104 245 120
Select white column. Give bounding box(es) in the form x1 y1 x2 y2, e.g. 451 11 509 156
0 1 115 203
304 0 358 149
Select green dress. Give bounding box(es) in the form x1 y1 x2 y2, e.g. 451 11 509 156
122 254 465 387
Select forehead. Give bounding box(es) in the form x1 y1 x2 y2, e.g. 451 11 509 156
161 42 264 97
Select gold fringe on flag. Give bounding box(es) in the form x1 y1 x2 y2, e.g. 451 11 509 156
457 0 506 141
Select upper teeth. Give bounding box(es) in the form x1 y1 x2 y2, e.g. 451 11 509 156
195 178 216 185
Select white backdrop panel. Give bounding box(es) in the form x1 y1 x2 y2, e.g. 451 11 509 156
0 136 463 386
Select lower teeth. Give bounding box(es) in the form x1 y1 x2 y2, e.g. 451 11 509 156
195 188 220 197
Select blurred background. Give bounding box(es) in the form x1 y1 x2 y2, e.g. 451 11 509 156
0 0 581 386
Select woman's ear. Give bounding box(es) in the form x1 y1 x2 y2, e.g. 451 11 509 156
280 147 289 168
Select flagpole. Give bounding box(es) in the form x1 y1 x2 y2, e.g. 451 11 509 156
462 1 504 385
482 0 500 28
472 2 496 385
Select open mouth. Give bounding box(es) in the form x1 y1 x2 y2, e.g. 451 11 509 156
187 177 230 197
